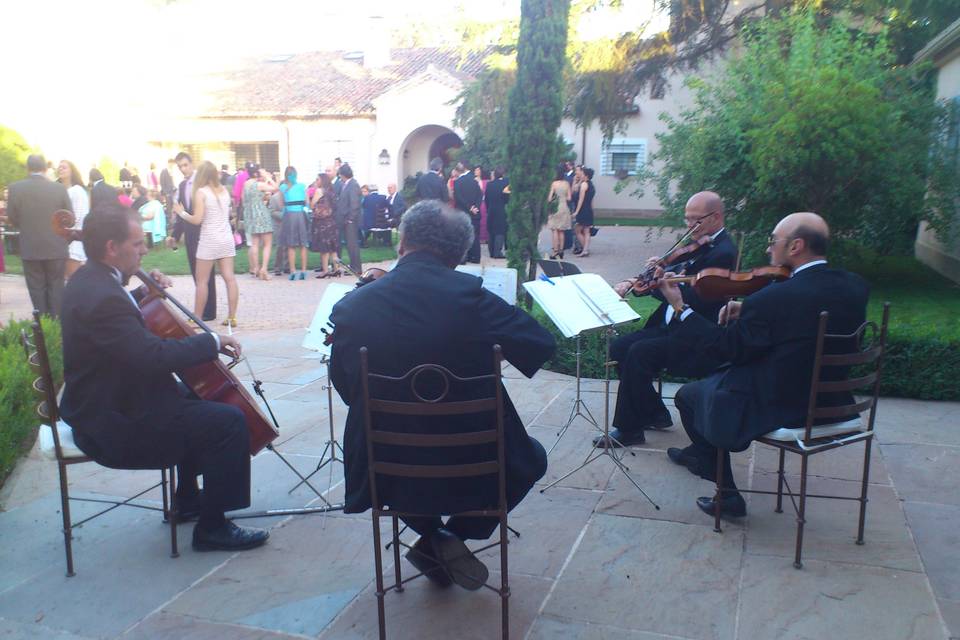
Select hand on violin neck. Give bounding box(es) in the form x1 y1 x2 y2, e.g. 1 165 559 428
614 280 634 297
218 334 242 359
718 301 742 326
148 269 173 289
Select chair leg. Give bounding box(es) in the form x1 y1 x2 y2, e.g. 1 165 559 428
794 454 809 569
57 461 76 577
169 467 179 558
372 514 387 640
391 514 403 592
714 449 723 534
775 448 786 514
161 468 170 520
856 438 873 545
501 516 510 640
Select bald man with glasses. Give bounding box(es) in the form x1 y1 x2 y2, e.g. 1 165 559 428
597 191 738 448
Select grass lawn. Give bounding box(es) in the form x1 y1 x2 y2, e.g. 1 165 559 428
594 216 672 227
2 235 401 277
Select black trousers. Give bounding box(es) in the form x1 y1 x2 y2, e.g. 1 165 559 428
183 225 217 321
488 234 505 258
675 382 738 495
611 325 723 434
400 438 546 541
23 258 65 318
466 216 482 262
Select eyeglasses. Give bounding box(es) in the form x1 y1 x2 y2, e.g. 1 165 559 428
767 235 787 247
683 210 720 225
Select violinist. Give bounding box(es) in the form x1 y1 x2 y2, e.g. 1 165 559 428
596 191 737 448
59 204 269 552
660 212 868 518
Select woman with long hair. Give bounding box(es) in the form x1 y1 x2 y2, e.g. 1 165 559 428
243 164 278 280
176 160 240 326
58 160 90 278
572 166 596 257
309 173 340 278
546 163 572 259
278 166 310 280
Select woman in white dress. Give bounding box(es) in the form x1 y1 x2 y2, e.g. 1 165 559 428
57 160 89 279
175 161 240 327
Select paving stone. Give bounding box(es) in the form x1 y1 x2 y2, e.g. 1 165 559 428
503 374 571 426
542 514 742 640
530 426 616 492
937 598 960 640
166 516 372 637
318 571 551 640
597 448 750 528
0 617 97 639
528 615 691 639
873 399 960 447
531 386 615 430
746 473 921 571
124 612 302 640
247 358 327 387
752 437 890 485
738 554 946 640
243 450 344 520
881 443 960 506
903 502 960 601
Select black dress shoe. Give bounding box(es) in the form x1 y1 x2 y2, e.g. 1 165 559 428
667 447 702 476
593 427 645 448
192 520 269 551
431 528 488 591
405 535 452 588
696 494 747 518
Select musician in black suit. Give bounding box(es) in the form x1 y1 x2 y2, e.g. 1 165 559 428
596 192 738 448
330 199 554 590
6 155 71 317
415 157 449 202
453 163 484 263
89 169 119 212
59 203 268 551
660 212 869 517
170 152 217 321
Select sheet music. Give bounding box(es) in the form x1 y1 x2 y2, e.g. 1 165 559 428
302 283 354 355
455 265 518 305
523 273 640 338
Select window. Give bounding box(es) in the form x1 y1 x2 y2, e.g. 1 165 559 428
601 138 647 177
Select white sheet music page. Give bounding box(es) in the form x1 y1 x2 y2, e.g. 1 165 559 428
523 273 639 338
302 283 354 355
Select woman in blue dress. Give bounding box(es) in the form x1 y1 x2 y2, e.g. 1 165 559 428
278 166 311 280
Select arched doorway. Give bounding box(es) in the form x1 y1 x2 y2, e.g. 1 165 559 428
399 125 462 183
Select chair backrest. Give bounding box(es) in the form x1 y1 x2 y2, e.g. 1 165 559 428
22 311 68 460
802 303 890 444
360 345 506 515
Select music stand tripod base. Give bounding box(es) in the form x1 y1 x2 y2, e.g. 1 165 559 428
287 354 344 495
547 332 602 456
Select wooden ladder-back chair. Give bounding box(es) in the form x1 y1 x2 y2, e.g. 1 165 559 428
361 345 510 639
22 310 179 577
712 303 890 569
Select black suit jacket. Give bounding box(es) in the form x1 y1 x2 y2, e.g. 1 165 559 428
484 177 509 235
415 171 448 202
330 251 556 514
60 261 219 467
644 229 738 327
6 175 71 260
453 173 483 219
90 180 118 213
387 191 406 219
670 263 869 450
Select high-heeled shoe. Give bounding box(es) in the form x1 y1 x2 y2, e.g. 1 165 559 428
329 270 342 278
288 272 296 281
315 271 329 279
221 317 237 328
258 269 270 281
298 271 305 280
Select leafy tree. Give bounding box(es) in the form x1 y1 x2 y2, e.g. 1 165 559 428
0 125 32 192
645 9 950 260
504 0 570 292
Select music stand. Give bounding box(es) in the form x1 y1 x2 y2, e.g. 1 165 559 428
537 259 581 277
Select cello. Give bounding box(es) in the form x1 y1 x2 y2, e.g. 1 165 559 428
53 209 279 455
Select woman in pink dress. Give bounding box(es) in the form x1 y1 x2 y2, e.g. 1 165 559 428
176 161 240 327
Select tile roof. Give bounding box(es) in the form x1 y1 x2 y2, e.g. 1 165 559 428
196 47 491 118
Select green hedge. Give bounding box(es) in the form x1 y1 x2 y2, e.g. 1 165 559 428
0 317 61 486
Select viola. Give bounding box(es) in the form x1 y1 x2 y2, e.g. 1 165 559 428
631 234 711 296
658 265 791 302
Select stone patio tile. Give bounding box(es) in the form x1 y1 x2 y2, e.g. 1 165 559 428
872 399 960 447
752 437 890 485
503 374 571 426
166 516 372 637
542 515 742 640
937 598 960 640
903 502 960 601
530 426 615 491
318 571 551 640
241 450 343 521
528 615 693 639
0 493 150 593
737 554 946 640
271 407 349 455
248 358 327 387
745 473 921 571
474 486 601 579
0 617 97 639
68 467 169 502
881 443 960 506
530 386 615 430
597 449 750 528
124 612 302 640
0 522 228 638
248 381 311 403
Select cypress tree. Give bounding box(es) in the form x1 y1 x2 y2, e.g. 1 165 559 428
504 0 570 297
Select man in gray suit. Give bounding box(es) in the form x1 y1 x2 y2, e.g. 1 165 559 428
334 163 362 274
7 154 72 317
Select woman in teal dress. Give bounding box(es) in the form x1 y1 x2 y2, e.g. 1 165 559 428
278 166 310 280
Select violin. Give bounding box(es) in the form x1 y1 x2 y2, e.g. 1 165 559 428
658 265 790 302
629 221 710 296
53 210 280 455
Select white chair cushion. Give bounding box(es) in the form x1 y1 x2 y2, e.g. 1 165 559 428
39 421 85 460
763 418 864 442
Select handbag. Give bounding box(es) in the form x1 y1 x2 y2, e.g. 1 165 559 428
590 226 599 237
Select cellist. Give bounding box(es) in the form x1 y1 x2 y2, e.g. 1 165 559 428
596 191 737 448
59 203 269 552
